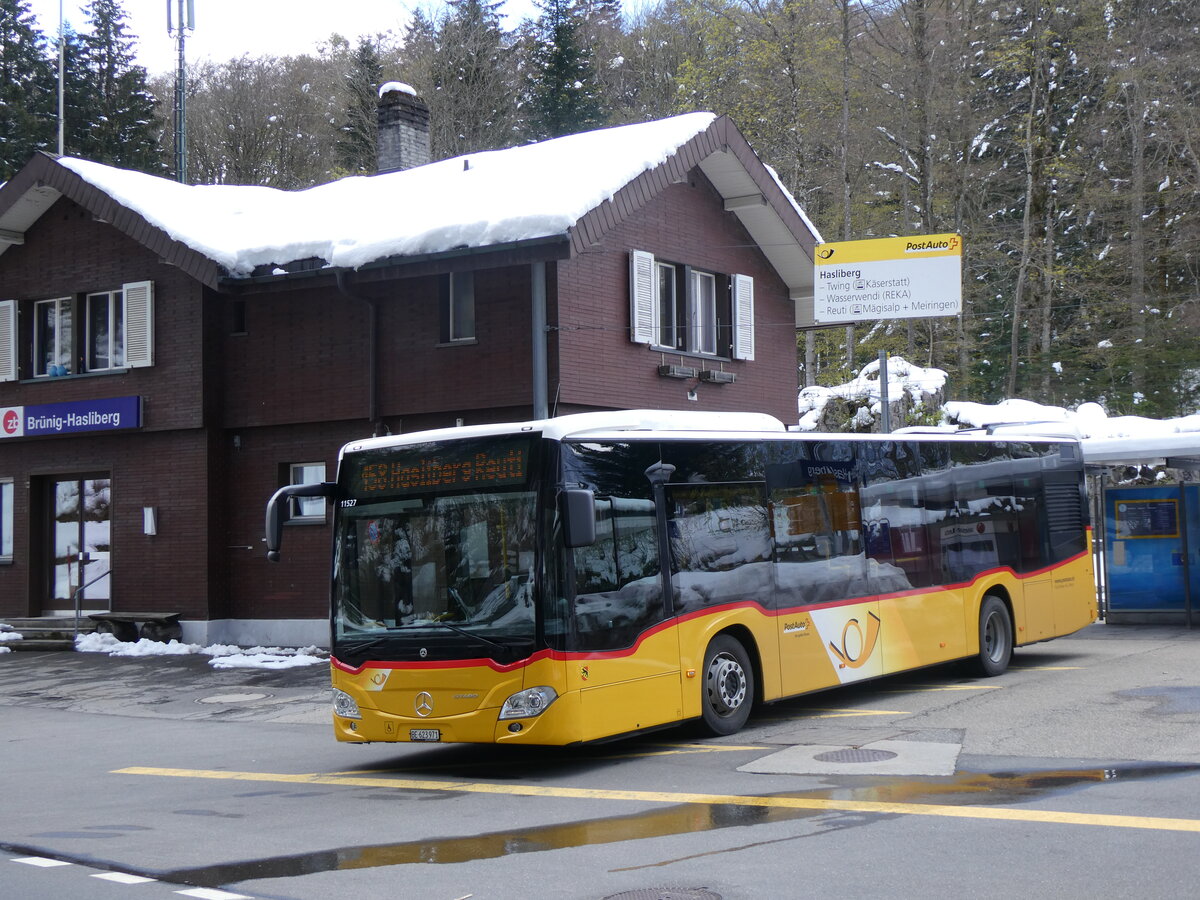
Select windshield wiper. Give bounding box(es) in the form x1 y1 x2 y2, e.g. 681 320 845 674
341 636 392 656
426 620 510 654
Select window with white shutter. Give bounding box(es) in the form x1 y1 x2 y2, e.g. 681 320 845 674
629 250 656 345
632 255 752 363
732 274 754 361
0 300 15 382
122 281 154 368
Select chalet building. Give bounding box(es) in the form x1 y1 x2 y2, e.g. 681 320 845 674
0 91 821 646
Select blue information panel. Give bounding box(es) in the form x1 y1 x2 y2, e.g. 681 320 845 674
1105 484 1200 622
0 396 141 439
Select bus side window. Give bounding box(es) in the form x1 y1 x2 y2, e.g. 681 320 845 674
666 483 772 612
1008 443 1050 572
766 453 872 606
859 440 925 591
946 442 1012 582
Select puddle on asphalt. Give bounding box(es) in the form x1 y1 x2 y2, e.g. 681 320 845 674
1118 686 1200 715
160 762 1200 888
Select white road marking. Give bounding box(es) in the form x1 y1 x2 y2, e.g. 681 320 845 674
12 856 72 867
91 871 158 884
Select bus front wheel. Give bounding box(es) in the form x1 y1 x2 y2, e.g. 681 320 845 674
975 595 1013 677
701 635 754 736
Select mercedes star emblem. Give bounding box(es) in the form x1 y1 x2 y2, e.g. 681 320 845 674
414 691 434 717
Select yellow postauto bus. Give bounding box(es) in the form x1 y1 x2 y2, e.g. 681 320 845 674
265 410 1096 745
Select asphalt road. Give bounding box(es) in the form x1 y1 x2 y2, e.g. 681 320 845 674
2 622 1199 900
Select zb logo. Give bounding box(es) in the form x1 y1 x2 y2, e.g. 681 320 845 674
829 612 881 669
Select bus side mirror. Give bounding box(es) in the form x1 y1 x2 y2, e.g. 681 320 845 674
560 488 596 548
265 482 335 561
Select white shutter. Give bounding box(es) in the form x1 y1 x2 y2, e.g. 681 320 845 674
0 300 16 382
732 274 754 361
122 281 154 368
629 250 656 345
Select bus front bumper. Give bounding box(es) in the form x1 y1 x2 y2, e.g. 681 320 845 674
332 690 582 745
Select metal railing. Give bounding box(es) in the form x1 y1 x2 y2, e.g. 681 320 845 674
72 556 112 642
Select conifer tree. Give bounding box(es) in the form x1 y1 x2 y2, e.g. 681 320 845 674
337 37 383 174
0 0 56 179
523 0 604 141
71 0 162 172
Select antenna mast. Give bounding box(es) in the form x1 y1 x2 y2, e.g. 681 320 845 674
167 0 195 183
57 0 64 155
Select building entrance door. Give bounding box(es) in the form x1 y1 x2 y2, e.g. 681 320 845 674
48 475 112 613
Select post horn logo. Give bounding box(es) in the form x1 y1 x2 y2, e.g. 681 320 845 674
817 247 836 260
414 691 434 717
829 611 882 669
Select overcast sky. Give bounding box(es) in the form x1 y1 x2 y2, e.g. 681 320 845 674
27 0 538 77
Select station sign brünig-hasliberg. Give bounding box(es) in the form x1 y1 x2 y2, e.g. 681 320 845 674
813 233 962 325
0 396 141 439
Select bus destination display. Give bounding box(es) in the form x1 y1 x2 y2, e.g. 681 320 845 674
352 439 531 497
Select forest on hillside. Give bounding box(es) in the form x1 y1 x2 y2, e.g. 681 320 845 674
2 0 1198 418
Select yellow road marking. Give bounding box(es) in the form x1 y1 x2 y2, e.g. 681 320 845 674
113 766 1200 834
884 685 1002 693
1011 666 1083 671
796 708 909 718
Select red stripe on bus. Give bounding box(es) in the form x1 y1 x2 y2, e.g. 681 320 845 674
332 547 1092 672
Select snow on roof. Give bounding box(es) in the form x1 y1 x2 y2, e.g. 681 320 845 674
764 163 824 245
58 113 720 278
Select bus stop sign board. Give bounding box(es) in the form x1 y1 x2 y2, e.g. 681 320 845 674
813 233 962 325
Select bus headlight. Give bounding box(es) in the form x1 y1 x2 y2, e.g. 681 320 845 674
499 686 558 720
332 689 362 719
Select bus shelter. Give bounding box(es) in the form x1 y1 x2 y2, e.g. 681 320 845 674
1083 434 1200 626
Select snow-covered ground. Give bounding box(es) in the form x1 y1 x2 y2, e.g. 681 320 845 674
74 632 327 670
0 623 20 654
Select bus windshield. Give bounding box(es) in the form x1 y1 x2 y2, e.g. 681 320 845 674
332 438 539 657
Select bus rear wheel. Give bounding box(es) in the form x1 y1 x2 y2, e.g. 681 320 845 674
701 635 754 736
974 595 1013 677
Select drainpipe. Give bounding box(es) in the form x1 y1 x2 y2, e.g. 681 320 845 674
335 270 380 434
532 261 548 420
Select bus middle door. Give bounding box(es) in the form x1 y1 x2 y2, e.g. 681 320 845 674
572 491 682 742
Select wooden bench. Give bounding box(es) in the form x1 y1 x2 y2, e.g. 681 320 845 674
88 612 183 644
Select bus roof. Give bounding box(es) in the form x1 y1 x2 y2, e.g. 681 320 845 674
341 410 787 456
340 409 1078 459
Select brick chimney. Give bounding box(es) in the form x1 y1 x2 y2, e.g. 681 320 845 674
377 82 431 174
